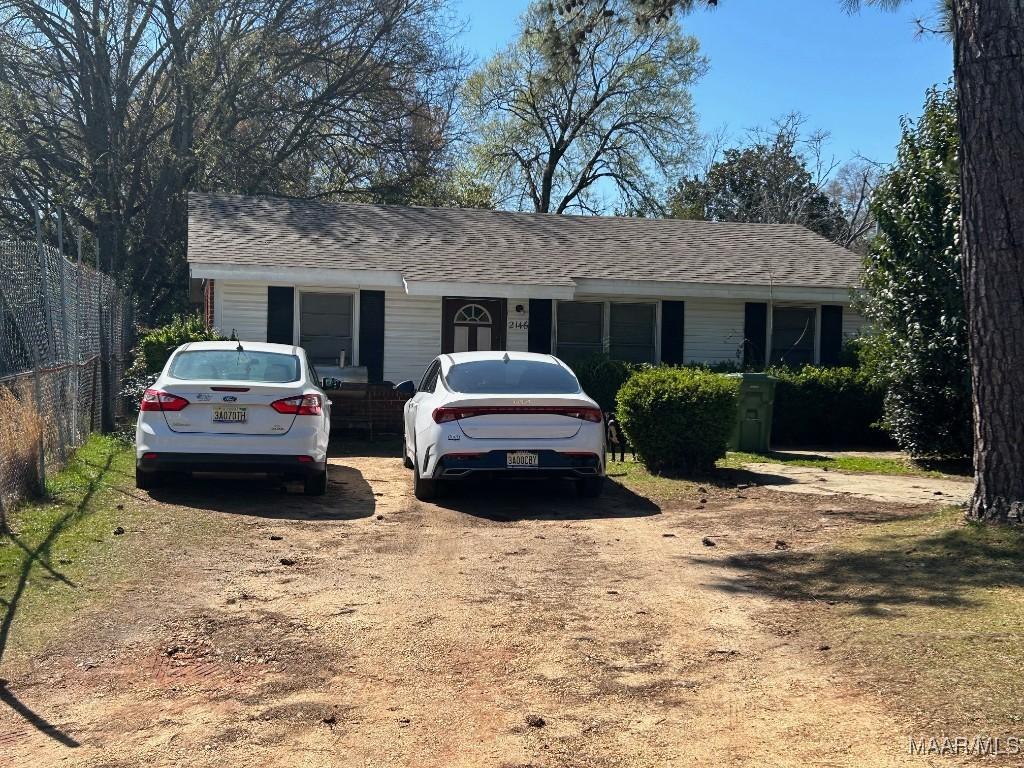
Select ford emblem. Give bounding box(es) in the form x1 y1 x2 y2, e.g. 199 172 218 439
222 395 238 402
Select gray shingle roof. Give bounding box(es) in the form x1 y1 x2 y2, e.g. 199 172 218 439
188 192 862 289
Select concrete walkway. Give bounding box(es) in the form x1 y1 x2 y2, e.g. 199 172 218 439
743 462 973 505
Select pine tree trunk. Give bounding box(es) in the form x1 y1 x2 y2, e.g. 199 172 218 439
953 1 1024 522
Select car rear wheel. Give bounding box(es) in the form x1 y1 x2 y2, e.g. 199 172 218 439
413 465 440 501
576 476 605 498
304 468 328 496
402 437 414 469
135 467 162 490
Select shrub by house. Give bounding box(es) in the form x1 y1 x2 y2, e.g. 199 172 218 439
616 367 739 475
770 365 888 447
571 355 638 412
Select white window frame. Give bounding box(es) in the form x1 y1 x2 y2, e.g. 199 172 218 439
553 298 661 363
293 287 360 367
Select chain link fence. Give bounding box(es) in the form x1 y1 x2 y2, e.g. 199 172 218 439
0 238 133 518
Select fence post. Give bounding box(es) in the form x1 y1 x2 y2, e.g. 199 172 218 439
71 229 82 443
32 359 45 493
31 205 52 491
56 207 69 363
96 243 113 438
34 204 56 360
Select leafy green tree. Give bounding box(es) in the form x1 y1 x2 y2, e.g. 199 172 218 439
371 167 495 210
668 118 846 240
464 0 707 214
861 86 971 458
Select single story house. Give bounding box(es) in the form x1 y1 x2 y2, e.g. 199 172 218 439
188 193 866 384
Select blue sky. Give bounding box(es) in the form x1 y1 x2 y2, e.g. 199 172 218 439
451 0 952 165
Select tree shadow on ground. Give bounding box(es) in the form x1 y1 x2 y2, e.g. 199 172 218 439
694 518 1024 617
0 449 114 749
742 451 835 463
684 466 800 491
146 462 375 521
435 477 660 522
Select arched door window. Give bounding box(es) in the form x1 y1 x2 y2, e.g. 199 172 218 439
443 299 505 353
454 304 493 326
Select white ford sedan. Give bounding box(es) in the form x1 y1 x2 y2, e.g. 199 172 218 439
397 351 606 500
135 341 331 495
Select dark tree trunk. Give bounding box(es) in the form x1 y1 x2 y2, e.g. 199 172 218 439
953 1 1024 522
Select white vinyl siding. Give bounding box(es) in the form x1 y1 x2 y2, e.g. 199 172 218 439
383 292 441 383
843 309 868 340
684 298 746 365
216 282 267 342
506 299 530 352
213 280 868 382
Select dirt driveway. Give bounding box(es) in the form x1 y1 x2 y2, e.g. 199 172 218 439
1 446 952 767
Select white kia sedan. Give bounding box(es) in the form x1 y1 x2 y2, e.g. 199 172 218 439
135 341 331 495
397 351 606 500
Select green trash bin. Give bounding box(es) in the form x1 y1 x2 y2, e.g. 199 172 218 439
727 373 778 453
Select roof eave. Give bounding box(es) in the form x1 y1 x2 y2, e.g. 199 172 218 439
403 278 575 301
572 277 860 303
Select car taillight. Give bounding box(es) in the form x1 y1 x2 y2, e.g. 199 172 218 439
432 407 461 423
432 406 603 423
140 389 189 412
271 394 322 415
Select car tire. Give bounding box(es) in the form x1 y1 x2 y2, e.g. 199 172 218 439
413 465 440 501
135 466 161 490
304 468 328 496
402 437 414 470
576 476 605 499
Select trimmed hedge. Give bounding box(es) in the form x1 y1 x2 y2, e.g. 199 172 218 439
616 367 739 475
769 365 889 447
571 354 638 412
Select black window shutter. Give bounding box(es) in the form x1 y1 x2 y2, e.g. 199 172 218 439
528 299 552 354
819 304 844 367
359 290 386 383
743 302 768 369
660 300 685 365
267 286 294 344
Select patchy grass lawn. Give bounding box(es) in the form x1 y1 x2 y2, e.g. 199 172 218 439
0 435 220 660
718 450 970 479
606 458 697 497
609 457 1022 738
718 506 1024 738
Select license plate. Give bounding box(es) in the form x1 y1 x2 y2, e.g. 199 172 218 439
507 451 539 467
212 407 247 423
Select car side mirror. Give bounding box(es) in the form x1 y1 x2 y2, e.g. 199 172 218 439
394 380 416 397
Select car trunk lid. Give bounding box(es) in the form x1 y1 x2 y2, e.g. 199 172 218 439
156 382 301 435
434 396 601 439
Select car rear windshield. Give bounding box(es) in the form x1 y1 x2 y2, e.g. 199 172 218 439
168 350 300 383
444 359 580 394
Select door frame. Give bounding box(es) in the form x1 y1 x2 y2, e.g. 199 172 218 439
441 297 507 354
292 286 360 367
